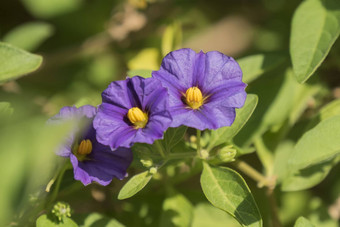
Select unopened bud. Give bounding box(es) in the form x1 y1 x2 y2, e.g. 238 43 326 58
51 202 71 221
200 149 209 159
218 145 237 163
140 159 153 168
149 167 157 174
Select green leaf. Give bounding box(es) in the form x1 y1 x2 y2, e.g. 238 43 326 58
282 157 339 191
127 69 152 78
294 217 315 227
21 0 82 18
238 53 286 84
36 214 78 227
163 126 187 152
160 193 193 227
288 115 340 170
79 213 125 227
290 0 340 83
200 163 262 227
0 42 42 83
127 48 160 71
192 203 241 227
118 171 152 200
3 22 54 51
208 94 258 150
161 21 182 56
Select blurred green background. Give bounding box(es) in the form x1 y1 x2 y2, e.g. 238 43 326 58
1 0 340 226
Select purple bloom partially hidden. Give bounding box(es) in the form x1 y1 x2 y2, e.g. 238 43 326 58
152 48 247 130
50 105 133 186
94 76 172 149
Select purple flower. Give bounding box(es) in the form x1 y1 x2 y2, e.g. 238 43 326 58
152 48 247 130
49 105 133 186
94 76 172 149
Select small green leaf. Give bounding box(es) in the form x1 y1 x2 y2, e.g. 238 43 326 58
127 69 153 78
36 214 78 227
200 163 262 227
160 193 193 227
192 203 240 227
288 115 340 170
290 0 340 83
208 94 258 150
163 126 187 152
0 42 42 83
294 217 315 227
118 171 152 200
3 22 54 51
238 53 286 84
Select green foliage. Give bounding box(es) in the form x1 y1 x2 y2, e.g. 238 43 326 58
161 21 182 56
118 171 153 200
0 102 13 117
294 217 315 227
288 115 340 170
0 42 42 83
3 22 54 51
163 126 187 152
191 203 240 227
127 69 153 79
77 213 125 227
200 163 262 227
208 94 258 150
21 0 83 18
36 214 78 227
237 53 286 84
290 0 340 83
160 193 193 227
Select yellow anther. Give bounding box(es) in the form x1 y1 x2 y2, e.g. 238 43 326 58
77 139 92 155
185 87 203 109
127 107 148 129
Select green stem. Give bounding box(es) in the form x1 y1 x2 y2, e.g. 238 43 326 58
196 130 201 157
232 160 274 188
254 137 274 176
167 152 197 160
47 162 71 206
155 140 166 158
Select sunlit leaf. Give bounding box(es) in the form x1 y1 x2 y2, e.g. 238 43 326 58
0 42 42 83
290 0 340 83
118 171 152 200
200 163 262 227
192 203 240 227
288 115 340 170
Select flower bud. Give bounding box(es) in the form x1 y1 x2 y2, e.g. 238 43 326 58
51 202 72 221
140 158 153 168
218 145 237 163
149 167 157 174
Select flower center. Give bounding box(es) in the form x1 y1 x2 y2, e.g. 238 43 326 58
127 107 148 129
77 139 92 156
185 87 203 109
